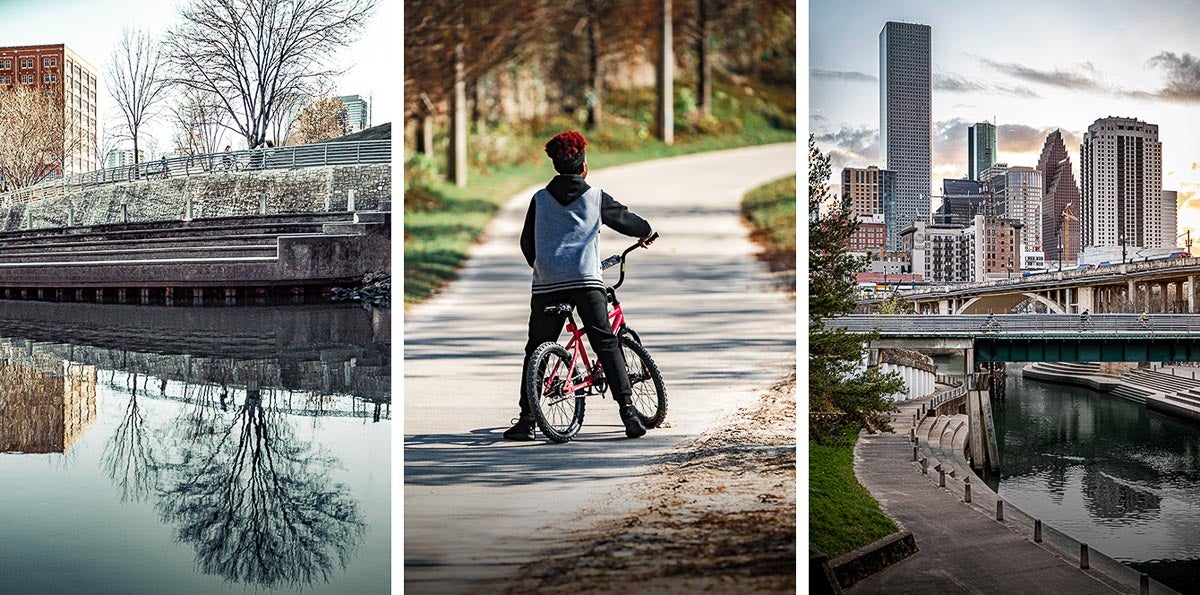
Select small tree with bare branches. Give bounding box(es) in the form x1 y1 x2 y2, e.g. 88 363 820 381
0 84 71 191
164 0 375 149
107 28 170 166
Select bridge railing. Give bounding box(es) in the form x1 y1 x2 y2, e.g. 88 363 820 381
828 313 1200 336
0 140 392 207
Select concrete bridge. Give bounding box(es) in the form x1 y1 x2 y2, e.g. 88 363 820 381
828 313 1200 364
869 257 1200 315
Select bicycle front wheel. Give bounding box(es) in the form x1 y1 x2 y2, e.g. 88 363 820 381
620 332 667 427
525 342 586 443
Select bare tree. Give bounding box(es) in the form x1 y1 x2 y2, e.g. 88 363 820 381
164 0 376 149
169 88 228 156
0 84 71 191
107 28 170 166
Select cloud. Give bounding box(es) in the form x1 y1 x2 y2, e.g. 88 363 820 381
810 69 877 83
814 125 880 172
996 124 1081 154
934 71 1039 97
1145 52 1200 102
978 58 1107 91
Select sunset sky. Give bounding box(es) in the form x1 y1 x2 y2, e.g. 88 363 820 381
810 0 1200 237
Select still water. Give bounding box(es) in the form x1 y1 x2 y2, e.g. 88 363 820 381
992 367 1200 592
0 301 390 594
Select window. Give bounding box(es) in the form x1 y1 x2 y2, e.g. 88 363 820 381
43 73 56 83
0 76 10 85
20 58 32 69
43 57 56 68
21 74 33 84
0 60 9 69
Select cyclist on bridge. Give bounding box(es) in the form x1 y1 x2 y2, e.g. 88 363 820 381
1080 308 1091 331
1140 308 1151 329
505 130 657 441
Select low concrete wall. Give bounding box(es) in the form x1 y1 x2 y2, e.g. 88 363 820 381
830 531 918 589
1 164 390 231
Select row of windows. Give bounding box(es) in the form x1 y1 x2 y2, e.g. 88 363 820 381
0 57 57 69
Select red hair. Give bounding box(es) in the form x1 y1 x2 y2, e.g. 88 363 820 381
545 130 587 162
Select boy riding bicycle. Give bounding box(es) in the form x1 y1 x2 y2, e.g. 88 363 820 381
504 130 657 441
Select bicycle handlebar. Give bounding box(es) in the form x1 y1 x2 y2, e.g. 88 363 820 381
603 232 659 289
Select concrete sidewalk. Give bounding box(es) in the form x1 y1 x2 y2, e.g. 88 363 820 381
404 143 797 593
851 399 1138 594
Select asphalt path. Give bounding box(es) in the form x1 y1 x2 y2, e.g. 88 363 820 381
403 143 797 593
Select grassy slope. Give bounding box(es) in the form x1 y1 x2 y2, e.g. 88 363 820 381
809 428 898 558
740 174 796 269
404 78 795 305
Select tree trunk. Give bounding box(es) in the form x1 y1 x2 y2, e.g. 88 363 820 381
473 75 487 135
418 114 434 157
586 11 602 130
448 35 468 187
657 0 674 145
696 0 711 117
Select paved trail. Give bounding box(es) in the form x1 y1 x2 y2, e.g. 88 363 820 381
403 143 796 593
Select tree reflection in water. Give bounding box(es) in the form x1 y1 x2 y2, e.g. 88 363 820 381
100 373 159 502
154 386 365 589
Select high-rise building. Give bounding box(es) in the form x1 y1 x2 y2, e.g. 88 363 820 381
105 149 145 169
968 122 997 181
1037 130 1082 263
841 165 896 221
880 21 932 251
1080 117 1163 250
933 179 987 226
973 213 1022 281
1163 190 1179 248
847 214 887 254
338 94 371 133
0 44 98 177
985 165 1043 252
902 221 975 284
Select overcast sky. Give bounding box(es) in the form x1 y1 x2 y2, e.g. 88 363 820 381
810 0 1200 235
0 0 395 153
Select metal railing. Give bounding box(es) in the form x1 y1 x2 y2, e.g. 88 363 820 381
930 382 966 409
0 140 391 207
829 313 1200 337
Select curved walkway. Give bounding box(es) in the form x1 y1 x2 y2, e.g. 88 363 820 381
403 143 796 592
852 396 1172 593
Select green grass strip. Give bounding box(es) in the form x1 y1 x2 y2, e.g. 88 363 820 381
809 428 899 558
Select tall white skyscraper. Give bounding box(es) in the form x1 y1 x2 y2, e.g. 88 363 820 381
986 165 1044 253
1080 117 1163 249
1163 190 1179 248
338 94 371 132
879 21 932 251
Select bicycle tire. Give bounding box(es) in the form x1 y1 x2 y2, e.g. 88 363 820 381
525 342 586 443
619 332 667 427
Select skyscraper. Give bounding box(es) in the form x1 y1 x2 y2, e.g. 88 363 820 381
1080 117 1163 250
1037 130 1082 263
338 94 371 132
880 21 932 251
985 165 1043 253
1163 190 1178 248
0 44 98 177
967 122 997 181
841 165 895 220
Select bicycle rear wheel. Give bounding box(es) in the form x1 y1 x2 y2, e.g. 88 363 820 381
525 342 586 443
619 332 667 427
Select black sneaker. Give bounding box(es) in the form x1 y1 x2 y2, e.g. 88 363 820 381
620 407 646 438
503 415 536 441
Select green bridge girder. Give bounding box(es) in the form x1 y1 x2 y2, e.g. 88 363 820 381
975 337 1200 362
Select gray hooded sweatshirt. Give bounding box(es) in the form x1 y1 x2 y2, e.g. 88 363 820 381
520 174 651 294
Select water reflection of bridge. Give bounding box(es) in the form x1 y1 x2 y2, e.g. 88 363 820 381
0 301 390 419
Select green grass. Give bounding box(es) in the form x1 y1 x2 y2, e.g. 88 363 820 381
741 175 796 266
809 427 898 558
404 77 795 305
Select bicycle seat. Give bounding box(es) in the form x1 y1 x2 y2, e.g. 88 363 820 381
544 303 574 316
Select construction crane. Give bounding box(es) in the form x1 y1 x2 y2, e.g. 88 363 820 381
1058 203 1079 272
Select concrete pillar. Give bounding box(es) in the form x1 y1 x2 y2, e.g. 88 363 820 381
26 211 32 229
192 287 204 305
258 192 268 215
1078 286 1095 314
141 288 150 304
1176 282 1184 313
184 194 194 221
117 288 126 303
225 288 237 305
120 203 129 223
165 287 174 306
74 289 83 301
95 288 103 303
965 347 974 378
1190 275 1197 313
938 299 950 315
1128 279 1135 312
347 189 356 212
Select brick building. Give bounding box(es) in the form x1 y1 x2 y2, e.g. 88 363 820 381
847 213 887 254
0 44 98 177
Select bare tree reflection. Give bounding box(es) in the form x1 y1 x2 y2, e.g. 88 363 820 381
101 373 160 502
156 388 365 588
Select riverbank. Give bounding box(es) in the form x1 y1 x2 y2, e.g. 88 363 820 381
850 392 1174 593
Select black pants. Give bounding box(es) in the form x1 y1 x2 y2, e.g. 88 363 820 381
520 287 633 414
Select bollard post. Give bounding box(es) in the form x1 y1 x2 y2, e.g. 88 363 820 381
938 466 946 487
964 477 972 503
347 188 357 211
1034 519 1042 542
185 194 194 221
259 192 268 215
920 457 928 474
26 211 32 229
949 469 956 478
1080 543 1089 569
910 427 915 441
67 204 74 227
1140 573 1150 595
120 202 129 223
912 446 918 461
996 500 1004 521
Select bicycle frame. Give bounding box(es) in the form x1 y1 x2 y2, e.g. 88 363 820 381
542 305 626 400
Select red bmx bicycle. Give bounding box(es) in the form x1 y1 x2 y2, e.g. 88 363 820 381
523 233 668 443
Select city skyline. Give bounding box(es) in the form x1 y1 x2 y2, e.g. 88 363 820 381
811 0 1200 236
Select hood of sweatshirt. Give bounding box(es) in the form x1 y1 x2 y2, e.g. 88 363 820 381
546 174 590 206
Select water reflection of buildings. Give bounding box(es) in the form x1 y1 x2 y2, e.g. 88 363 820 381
1081 468 1162 520
0 360 97 453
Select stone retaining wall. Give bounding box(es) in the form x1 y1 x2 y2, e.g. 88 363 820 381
1 164 390 231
